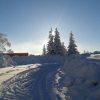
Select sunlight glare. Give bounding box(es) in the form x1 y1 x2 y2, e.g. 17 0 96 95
52 31 55 35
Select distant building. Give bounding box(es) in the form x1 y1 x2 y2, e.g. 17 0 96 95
2 53 28 57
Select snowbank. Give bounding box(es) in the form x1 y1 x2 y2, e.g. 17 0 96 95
56 55 100 100
88 54 100 59
12 55 66 65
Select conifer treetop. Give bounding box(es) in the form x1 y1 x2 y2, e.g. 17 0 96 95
67 31 79 55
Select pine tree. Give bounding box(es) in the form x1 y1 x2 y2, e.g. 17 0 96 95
53 28 62 55
67 32 79 56
84 50 86 54
42 45 46 55
47 28 54 55
61 42 67 55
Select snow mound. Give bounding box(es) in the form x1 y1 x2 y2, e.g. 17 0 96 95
12 55 66 65
88 54 100 60
56 55 100 100
64 55 100 79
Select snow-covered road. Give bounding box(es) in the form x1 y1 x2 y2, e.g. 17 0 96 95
0 63 61 100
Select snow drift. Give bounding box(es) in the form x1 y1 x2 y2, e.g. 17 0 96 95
55 54 100 100
12 55 66 65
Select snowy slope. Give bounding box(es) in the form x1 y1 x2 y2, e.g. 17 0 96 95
55 55 100 100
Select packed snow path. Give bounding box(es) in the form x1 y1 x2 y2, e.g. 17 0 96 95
1 63 61 100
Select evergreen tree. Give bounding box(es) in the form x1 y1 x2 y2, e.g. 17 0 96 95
61 42 67 55
0 33 11 53
53 28 62 55
42 45 46 55
84 50 86 54
47 28 54 55
67 32 79 56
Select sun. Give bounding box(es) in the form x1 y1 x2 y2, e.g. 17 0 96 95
52 31 55 35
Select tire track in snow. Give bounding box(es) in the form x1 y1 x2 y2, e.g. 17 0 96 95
1 63 61 100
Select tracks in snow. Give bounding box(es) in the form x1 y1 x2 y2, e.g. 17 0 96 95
1 63 61 100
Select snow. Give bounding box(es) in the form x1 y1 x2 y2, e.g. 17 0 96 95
88 54 100 59
0 54 100 100
55 54 100 100
54 69 68 100
0 63 61 100
0 54 16 68
12 55 66 65
0 64 39 85
0 64 41 99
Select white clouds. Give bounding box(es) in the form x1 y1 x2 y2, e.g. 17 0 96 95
11 39 48 55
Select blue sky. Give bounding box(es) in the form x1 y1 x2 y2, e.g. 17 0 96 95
0 0 100 54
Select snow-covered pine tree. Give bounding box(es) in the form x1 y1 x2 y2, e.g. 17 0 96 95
42 45 46 55
53 28 62 55
67 32 79 56
61 42 67 55
47 28 54 55
0 33 11 53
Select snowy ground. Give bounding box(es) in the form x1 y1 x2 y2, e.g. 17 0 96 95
54 54 100 100
88 54 100 59
0 63 63 100
0 54 100 100
0 64 41 99
0 64 39 85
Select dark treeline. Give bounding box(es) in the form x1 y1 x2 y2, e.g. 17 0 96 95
43 28 79 56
